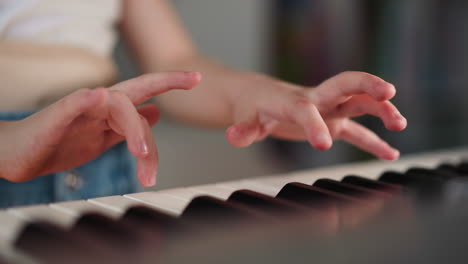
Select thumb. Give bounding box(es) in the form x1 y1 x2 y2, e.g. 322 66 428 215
226 117 261 148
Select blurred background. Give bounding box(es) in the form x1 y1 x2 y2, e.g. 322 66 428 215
115 0 468 191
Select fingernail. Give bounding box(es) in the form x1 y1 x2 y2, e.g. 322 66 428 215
396 117 408 130
147 175 156 186
140 142 149 156
185 71 202 81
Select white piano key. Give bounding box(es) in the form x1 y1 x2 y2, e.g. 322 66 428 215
0 252 37 264
0 212 39 264
50 200 120 218
88 195 144 213
7 205 75 228
0 211 26 247
157 187 203 201
216 179 279 197
0 248 37 264
247 176 299 193
124 192 189 216
188 185 235 200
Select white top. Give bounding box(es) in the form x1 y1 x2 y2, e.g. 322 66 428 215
0 0 121 57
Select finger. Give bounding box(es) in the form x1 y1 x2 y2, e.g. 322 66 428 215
313 71 396 106
335 95 407 131
136 117 158 187
281 97 332 150
107 90 150 158
339 120 400 161
31 88 106 131
226 118 261 148
269 123 306 141
111 71 202 105
136 104 161 126
260 96 332 149
102 104 161 154
255 118 278 142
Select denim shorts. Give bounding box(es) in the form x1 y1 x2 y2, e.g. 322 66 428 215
0 111 142 208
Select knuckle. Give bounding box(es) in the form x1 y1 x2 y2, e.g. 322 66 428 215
381 102 394 113
139 72 181 86
339 70 359 77
284 94 318 123
140 115 150 126
292 94 315 109
353 72 382 86
338 71 368 80
289 95 318 119
367 75 386 88
109 90 129 102
382 102 400 118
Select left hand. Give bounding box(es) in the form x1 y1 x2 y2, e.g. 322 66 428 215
226 71 407 160
0 72 201 186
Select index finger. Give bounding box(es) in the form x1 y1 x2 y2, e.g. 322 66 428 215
110 71 201 105
313 71 396 106
261 95 332 150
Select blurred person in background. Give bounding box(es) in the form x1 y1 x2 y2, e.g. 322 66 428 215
0 0 407 207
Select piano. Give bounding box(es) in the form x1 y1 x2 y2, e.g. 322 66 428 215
1 148 468 264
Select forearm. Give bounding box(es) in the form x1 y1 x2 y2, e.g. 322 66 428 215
154 55 262 127
0 120 30 181
121 0 261 128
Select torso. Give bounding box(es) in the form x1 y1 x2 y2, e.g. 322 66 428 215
0 0 121 111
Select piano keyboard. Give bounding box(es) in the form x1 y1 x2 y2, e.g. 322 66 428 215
1 148 467 263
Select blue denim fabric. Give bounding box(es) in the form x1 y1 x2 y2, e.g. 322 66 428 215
0 111 141 208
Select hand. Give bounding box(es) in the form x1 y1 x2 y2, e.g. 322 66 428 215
226 71 407 160
0 72 201 186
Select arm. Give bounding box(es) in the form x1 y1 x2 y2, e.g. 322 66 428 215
120 0 407 160
120 0 242 127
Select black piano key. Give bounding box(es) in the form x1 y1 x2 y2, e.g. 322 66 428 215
457 162 468 174
15 222 102 263
72 213 142 250
438 163 468 177
227 189 307 214
341 175 403 193
380 171 425 185
313 179 383 198
437 164 462 175
276 182 359 207
121 206 178 228
120 206 184 236
379 171 446 200
406 167 457 179
180 196 264 223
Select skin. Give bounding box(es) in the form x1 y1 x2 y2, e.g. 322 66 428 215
0 72 201 187
0 0 407 186
120 0 407 158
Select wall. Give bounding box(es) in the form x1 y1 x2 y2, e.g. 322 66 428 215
115 0 283 191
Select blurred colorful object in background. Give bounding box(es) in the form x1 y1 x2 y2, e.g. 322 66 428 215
269 0 468 170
